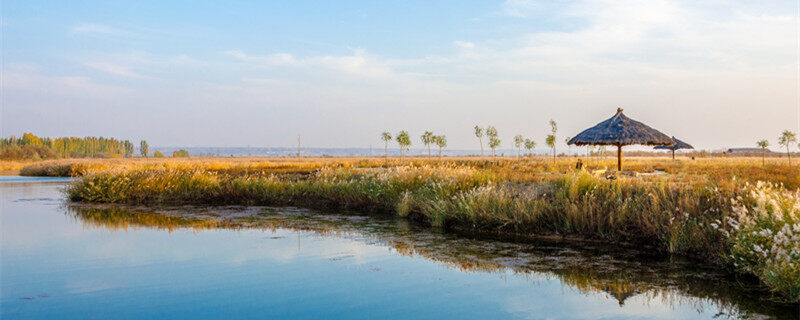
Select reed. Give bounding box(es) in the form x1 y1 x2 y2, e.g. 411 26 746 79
62 159 800 300
18 155 800 188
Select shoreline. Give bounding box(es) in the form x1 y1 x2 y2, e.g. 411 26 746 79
22 157 800 302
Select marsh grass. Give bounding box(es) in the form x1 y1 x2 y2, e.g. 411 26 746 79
55 157 800 301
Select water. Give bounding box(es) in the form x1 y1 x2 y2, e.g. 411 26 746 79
1 177 797 319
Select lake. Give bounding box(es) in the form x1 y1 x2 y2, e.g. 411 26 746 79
1 177 797 319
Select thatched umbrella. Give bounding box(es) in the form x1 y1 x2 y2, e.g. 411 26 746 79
653 136 693 160
568 108 673 170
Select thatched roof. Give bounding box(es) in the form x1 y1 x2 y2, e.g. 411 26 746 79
567 108 674 147
653 136 693 150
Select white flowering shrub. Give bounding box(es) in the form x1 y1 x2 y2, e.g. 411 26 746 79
718 182 800 300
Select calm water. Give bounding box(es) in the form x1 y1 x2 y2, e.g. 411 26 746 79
1 177 798 319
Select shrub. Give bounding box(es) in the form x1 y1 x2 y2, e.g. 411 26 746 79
172 149 189 157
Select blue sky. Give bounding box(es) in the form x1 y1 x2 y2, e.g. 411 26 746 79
2 0 798 150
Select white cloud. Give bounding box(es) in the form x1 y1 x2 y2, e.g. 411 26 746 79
499 0 540 18
71 24 129 36
85 62 148 79
227 49 402 79
3 68 132 98
453 41 475 49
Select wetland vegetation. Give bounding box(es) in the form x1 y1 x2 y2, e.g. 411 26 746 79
16 156 800 302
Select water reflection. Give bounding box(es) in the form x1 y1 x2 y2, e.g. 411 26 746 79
67 204 798 319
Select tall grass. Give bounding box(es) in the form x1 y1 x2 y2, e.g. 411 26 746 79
20 155 800 190
65 162 800 300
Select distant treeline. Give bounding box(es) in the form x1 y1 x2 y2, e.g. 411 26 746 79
1 133 134 160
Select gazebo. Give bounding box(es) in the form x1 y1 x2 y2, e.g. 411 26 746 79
568 108 673 171
653 136 693 159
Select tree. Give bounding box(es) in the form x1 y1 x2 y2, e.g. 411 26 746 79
564 136 571 155
778 130 797 165
514 135 524 158
548 119 558 161
153 150 165 158
123 141 134 157
381 132 392 157
474 125 485 156
433 135 447 158
396 131 411 160
524 139 535 156
421 131 434 157
545 134 556 162
486 126 500 156
756 139 769 166
140 140 149 158
172 149 189 157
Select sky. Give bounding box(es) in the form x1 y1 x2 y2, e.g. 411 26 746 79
1 0 798 150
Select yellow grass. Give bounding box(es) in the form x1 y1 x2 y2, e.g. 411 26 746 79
37 155 800 300
0 160 39 172
19 155 800 189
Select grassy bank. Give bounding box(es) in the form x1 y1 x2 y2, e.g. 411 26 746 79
61 159 800 301
18 155 800 188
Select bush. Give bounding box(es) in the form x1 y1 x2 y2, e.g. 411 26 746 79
153 151 165 158
0 144 58 160
172 149 189 157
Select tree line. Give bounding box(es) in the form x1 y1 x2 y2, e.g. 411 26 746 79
1 133 135 160
380 124 800 167
380 120 561 160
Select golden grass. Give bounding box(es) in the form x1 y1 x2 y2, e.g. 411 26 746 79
0 160 39 172
20 155 800 189
24 155 800 300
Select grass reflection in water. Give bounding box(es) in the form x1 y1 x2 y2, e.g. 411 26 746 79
66 204 798 319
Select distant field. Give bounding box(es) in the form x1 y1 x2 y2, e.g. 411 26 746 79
12 155 800 189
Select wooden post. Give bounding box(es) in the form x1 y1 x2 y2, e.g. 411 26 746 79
672 149 675 160
617 144 622 171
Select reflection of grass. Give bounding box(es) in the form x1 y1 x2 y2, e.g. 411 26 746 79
67 204 798 318
55 157 800 301
68 206 224 232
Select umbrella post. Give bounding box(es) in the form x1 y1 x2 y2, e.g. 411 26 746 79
617 145 622 171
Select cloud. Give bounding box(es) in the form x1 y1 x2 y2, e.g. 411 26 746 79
2 70 133 99
70 24 136 37
85 62 148 79
499 0 540 17
227 49 402 79
453 41 475 49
